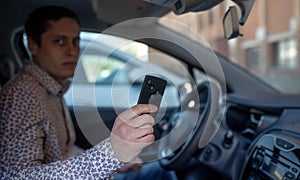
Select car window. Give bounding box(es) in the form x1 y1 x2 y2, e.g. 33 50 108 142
77 31 191 86
80 54 132 84
160 2 300 95
66 31 193 108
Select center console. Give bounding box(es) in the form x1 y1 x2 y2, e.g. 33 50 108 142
242 133 300 180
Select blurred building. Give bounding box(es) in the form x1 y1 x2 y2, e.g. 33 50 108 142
164 0 300 93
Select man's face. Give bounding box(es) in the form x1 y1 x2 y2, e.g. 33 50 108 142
29 17 80 84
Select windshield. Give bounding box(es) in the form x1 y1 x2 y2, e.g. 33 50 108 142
160 1 300 94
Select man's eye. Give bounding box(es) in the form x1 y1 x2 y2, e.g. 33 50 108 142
54 39 63 45
73 38 80 47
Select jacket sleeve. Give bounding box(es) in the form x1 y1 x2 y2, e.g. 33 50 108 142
1 135 124 179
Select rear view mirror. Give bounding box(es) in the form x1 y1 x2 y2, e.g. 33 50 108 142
223 6 242 40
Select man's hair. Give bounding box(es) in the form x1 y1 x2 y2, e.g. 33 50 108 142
25 5 80 46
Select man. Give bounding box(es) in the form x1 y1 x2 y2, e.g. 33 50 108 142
0 5 157 179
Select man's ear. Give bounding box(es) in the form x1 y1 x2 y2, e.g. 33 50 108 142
27 37 38 56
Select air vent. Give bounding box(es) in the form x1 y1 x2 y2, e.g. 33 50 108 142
241 109 263 138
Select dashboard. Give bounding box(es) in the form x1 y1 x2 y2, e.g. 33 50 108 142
196 93 300 180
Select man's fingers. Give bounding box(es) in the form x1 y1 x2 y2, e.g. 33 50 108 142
118 104 157 122
137 133 155 144
135 126 154 139
126 114 155 128
118 125 154 141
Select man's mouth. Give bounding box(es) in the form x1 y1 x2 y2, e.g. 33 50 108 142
62 62 77 67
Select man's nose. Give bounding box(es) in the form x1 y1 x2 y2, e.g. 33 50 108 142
65 41 78 57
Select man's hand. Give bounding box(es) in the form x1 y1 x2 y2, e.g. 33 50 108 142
110 104 157 163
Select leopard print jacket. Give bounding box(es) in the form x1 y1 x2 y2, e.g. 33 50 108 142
0 61 123 179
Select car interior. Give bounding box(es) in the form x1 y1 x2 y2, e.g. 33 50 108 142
1 0 300 180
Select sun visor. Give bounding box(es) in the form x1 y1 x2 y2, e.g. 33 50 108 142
91 0 170 24
142 0 223 14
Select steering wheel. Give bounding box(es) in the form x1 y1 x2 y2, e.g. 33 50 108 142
159 80 223 170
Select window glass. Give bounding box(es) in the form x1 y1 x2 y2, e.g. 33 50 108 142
80 54 130 84
65 31 190 108
147 48 189 79
78 32 148 85
160 3 300 94
246 47 260 73
275 38 297 69
77 31 190 86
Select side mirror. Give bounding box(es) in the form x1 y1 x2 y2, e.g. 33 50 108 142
223 6 242 40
